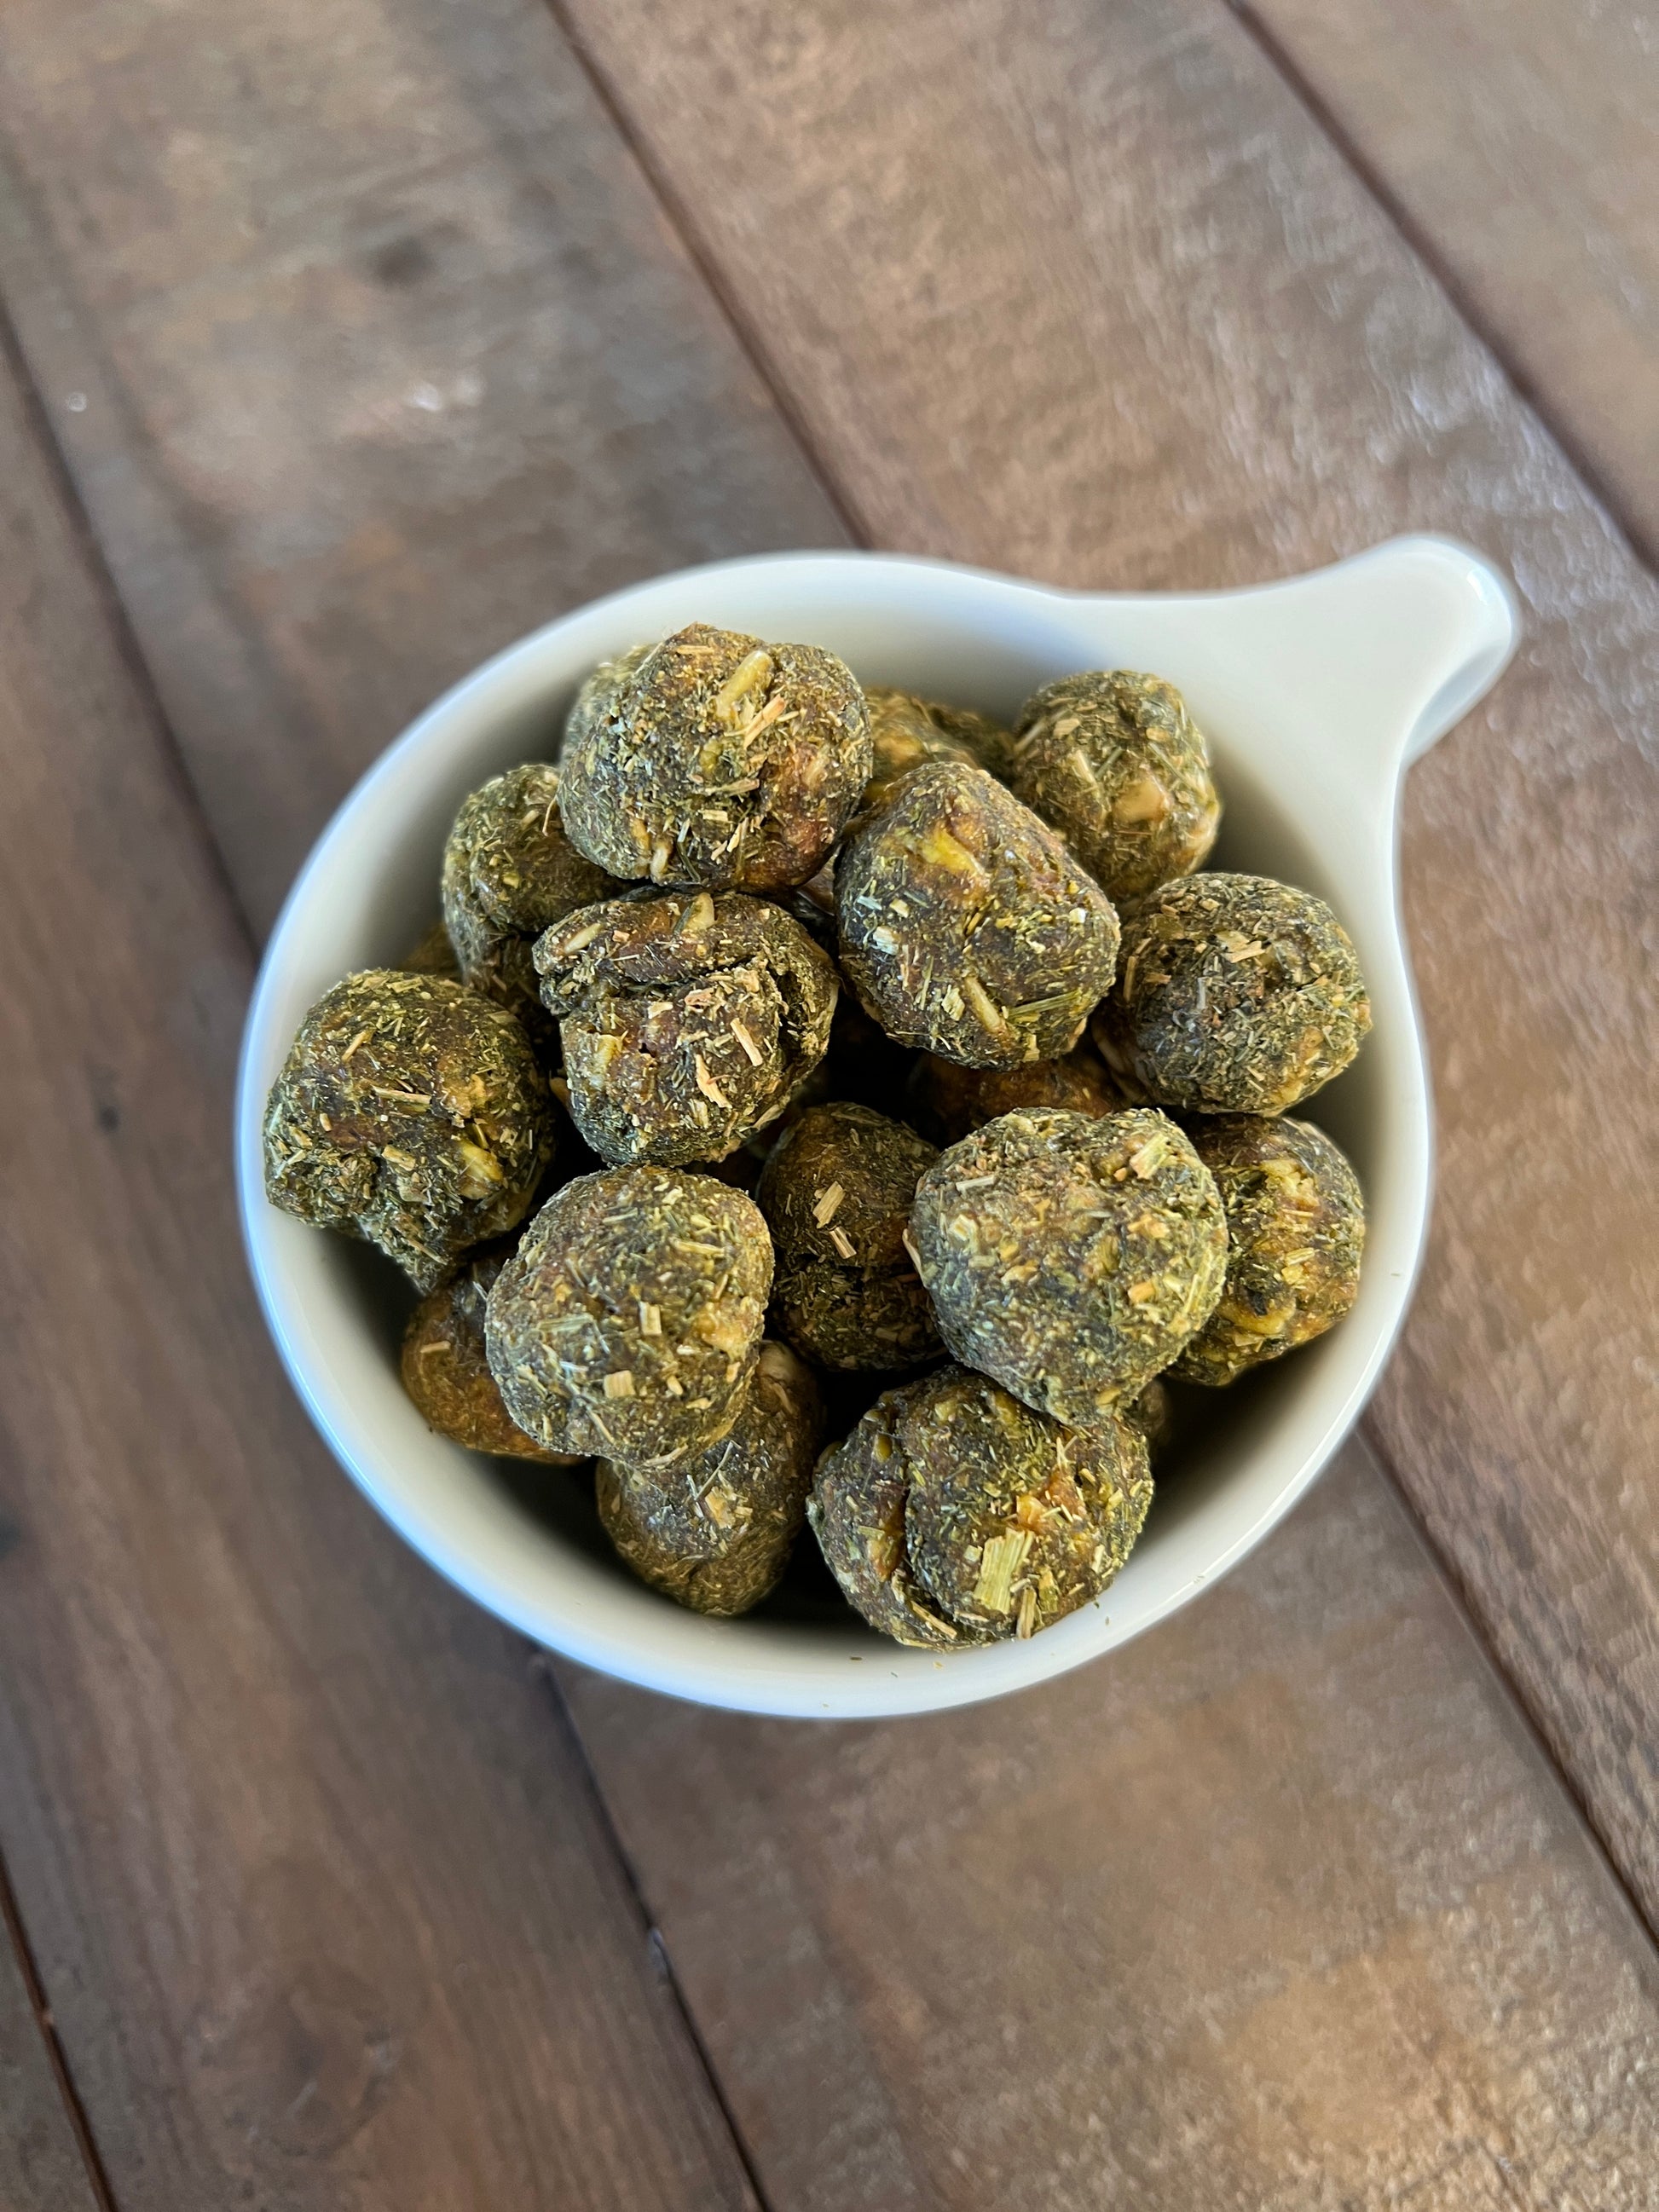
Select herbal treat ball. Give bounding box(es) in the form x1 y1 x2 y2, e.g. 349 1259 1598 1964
1007 669 1220 903
835 760 1120 1071
441 764 621 1044
596 1341 823 1614
1171 1115 1365 1386
810 1365 1152 1648
401 1244 581 1463
756 1103 942 1371
535 888 839 1166
558 622 871 892
909 1107 1227 1426
484 1166 771 1470
1094 873 1371 1114
861 686 1014 808
263 970 553 1291
906 1039 1125 1147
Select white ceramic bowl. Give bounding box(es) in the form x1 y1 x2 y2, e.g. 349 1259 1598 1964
237 538 1516 1718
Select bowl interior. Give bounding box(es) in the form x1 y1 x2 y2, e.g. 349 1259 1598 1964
240 557 1423 1717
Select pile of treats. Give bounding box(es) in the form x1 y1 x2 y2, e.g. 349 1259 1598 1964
265 624 1369 1649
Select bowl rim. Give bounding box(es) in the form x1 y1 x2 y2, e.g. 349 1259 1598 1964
236 539 1516 1718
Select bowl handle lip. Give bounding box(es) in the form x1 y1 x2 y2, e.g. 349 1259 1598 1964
286 533 1517 827
1055 531 1520 783
1389 534 1521 763
552 532 1518 788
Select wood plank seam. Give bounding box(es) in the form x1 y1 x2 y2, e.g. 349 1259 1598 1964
1222 0 1657 577
539 0 876 554
0 268 263 960
0 1850 119 2212
529 1655 774 2212
1361 1409 1659 1955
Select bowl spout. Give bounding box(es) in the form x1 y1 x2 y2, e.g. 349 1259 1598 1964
1231 534 1518 787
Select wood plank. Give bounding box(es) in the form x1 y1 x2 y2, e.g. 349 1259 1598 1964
0 332 760 2209
546 0 1659 1932
0 1881 103 2212
561 1441 1659 2209
1233 0 1659 566
0 0 847 933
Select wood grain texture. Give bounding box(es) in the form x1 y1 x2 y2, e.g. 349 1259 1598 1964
0 1887 103 2212
552 0 1659 1929
561 1442 1659 2212
0 0 846 933
1234 0 1659 566
0 350 760 2209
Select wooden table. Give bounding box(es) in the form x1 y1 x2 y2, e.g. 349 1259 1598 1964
1 3 1656 2203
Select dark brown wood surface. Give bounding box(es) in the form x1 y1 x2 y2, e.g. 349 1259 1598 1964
552 0 1659 1934
1236 0 1659 565
0 0 1655 2200
0 0 846 934
564 1441 1659 2209
0 343 758 2208
0 1878 102 2212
